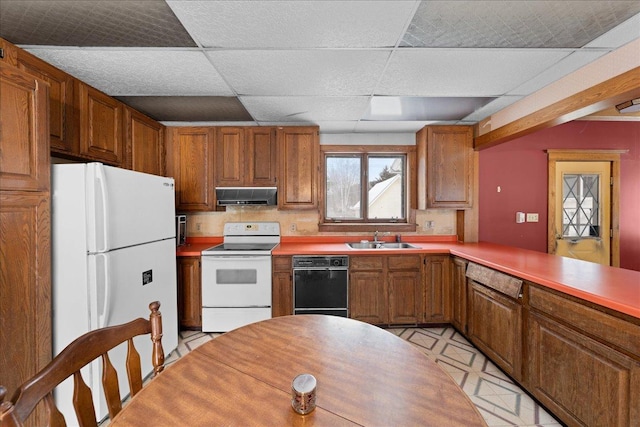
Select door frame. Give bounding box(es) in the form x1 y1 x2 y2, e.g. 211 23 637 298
547 149 626 267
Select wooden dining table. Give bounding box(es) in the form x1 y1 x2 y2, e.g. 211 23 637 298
109 315 487 426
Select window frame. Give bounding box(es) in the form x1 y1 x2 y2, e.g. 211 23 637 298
319 145 417 232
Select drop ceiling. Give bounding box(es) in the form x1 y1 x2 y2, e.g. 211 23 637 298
1 0 639 134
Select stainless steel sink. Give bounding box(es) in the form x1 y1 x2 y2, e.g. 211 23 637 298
345 242 418 249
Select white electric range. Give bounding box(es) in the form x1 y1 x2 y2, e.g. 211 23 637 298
200 222 280 332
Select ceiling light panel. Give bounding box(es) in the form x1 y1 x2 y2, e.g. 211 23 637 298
25 49 233 96
209 50 391 96
0 0 195 47
363 96 495 121
402 1 640 48
240 96 370 122
376 49 572 97
167 0 417 48
355 121 435 133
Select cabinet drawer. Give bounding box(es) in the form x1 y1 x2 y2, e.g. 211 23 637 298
529 285 640 356
273 256 292 272
388 255 421 270
466 263 522 299
350 256 384 270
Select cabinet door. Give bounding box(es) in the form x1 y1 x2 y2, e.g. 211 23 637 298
78 82 124 165
424 255 451 323
246 127 277 186
417 125 473 208
215 127 244 186
177 257 201 330
17 49 77 154
168 127 215 211
0 192 52 427
272 256 293 317
277 126 318 209
349 271 387 324
125 107 165 176
388 270 422 324
451 257 468 333
468 281 522 379
0 64 49 191
527 312 640 427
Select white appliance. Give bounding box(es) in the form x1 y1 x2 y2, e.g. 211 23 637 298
51 162 178 424
201 222 280 332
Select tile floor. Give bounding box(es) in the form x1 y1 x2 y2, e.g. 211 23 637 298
168 326 563 427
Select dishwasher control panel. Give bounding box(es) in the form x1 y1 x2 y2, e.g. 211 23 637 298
293 256 349 268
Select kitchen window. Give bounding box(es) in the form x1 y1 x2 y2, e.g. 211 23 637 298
320 145 416 232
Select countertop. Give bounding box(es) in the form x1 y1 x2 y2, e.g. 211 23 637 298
177 236 640 320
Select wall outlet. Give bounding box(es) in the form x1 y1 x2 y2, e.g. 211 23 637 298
290 223 296 231
196 223 202 231
516 212 525 223
526 213 539 222
425 220 434 229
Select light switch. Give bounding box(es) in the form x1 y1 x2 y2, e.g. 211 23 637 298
516 212 525 223
527 213 539 222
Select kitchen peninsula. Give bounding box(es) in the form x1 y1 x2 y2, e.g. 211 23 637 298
178 236 640 426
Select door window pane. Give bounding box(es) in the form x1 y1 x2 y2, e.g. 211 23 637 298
562 173 600 237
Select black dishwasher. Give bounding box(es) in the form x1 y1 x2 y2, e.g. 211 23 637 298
292 256 349 317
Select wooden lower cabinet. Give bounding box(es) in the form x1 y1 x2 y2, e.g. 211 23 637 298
450 257 468 333
272 256 293 317
424 255 450 322
388 255 422 324
467 280 522 380
349 257 387 324
177 257 201 330
527 311 640 426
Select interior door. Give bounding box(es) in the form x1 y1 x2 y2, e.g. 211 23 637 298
552 161 611 265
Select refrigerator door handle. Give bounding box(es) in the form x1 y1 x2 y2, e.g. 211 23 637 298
97 253 111 329
95 164 110 253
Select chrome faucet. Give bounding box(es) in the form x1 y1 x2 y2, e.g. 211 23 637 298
373 230 379 243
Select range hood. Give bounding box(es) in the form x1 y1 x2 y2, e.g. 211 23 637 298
216 187 277 206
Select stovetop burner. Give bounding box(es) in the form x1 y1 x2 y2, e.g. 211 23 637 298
201 222 280 256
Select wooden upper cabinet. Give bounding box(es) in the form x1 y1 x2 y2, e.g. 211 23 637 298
0 64 49 192
125 107 165 176
247 127 277 186
17 48 77 154
167 127 215 211
277 126 319 210
417 125 473 209
215 127 277 187
215 127 244 186
78 81 124 166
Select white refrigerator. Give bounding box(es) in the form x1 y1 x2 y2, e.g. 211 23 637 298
51 162 178 424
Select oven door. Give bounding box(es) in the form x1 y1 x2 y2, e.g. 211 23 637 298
201 255 272 307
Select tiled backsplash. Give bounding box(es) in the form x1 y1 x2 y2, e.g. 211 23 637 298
185 207 456 237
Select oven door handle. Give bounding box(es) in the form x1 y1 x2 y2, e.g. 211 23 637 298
205 255 270 259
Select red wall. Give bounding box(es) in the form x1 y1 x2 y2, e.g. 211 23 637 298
479 121 640 271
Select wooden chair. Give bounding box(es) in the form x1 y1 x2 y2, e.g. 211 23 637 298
0 301 165 427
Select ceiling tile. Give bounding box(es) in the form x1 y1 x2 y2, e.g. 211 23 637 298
376 49 573 96
240 96 371 122
585 12 640 48
354 121 434 133
115 96 252 122
0 0 195 47
167 0 417 48
462 96 523 122
508 50 609 95
24 49 233 96
209 50 391 96
402 1 640 48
